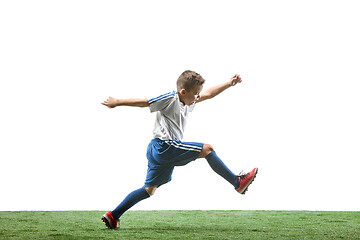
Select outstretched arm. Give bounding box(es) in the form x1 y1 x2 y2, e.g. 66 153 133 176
197 74 242 103
101 97 149 108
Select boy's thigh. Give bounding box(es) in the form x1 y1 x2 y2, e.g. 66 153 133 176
162 140 204 166
144 166 174 187
145 139 204 186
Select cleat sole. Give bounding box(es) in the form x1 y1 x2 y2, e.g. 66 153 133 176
101 214 119 229
240 168 258 195
101 216 111 229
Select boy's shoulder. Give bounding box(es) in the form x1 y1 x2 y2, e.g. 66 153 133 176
148 91 178 113
148 91 177 104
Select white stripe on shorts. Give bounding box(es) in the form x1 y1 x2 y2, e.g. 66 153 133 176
165 140 202 152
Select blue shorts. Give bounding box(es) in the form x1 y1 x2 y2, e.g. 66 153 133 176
145 138 204 187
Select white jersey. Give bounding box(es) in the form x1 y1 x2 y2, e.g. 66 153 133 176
148 91 195 141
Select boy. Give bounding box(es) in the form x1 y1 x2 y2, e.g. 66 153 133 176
101 70 258 229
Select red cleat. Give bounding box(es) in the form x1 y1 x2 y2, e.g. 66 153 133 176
235 168 258 194
101 211 119 229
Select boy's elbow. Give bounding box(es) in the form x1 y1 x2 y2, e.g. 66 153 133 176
199 93 213 102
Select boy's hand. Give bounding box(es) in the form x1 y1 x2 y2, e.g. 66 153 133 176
101 97 118 108
230 74 242 86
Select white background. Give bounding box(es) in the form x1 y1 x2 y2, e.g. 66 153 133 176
1 0 359 211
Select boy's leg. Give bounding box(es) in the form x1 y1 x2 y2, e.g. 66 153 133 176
199 144 258 194
199 144 240 189
144 185 158 196
111 186 153 220
102 186 151 229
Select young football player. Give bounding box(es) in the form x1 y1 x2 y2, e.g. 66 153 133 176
101 70 258 229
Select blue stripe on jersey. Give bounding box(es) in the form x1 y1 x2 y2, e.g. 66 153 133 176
148 91 176 104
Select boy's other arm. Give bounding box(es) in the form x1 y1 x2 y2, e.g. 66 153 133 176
101 97 149 108
197 74 242 103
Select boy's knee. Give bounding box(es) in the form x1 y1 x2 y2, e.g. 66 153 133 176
144 186 158 196
199 144 215 158
205 144 215 153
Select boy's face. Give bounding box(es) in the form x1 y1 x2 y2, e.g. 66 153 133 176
178 85 203 106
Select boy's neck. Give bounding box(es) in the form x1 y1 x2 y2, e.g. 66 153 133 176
177 92 186 105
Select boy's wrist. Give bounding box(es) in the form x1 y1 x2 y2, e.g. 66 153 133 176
115 99 122 107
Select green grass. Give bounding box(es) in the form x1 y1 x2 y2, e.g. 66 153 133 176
0 211 359 239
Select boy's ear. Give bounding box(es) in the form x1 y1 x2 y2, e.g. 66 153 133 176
179 89 186 95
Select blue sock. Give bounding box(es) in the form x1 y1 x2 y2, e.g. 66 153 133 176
205 151 239 189
112 187 150 220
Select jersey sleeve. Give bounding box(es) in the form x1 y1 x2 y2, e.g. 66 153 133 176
148 91 177 113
